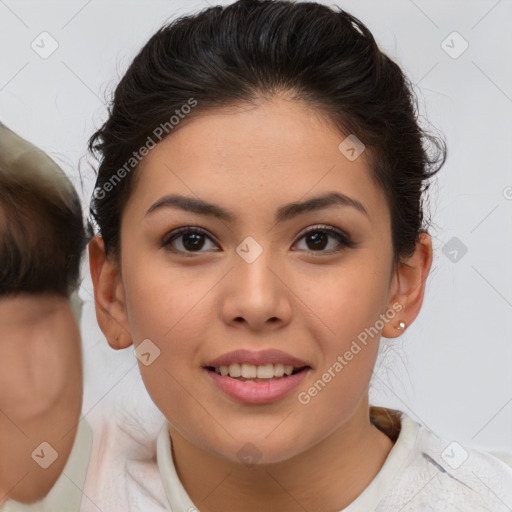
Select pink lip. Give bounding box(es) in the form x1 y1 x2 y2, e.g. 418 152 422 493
203 349 310 369
205 367 310 404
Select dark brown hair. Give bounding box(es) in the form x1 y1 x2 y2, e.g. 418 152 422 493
88 0 446 266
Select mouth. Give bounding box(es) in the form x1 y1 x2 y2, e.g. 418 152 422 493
202 356 312 404
202 349 312 403
205 363 311 383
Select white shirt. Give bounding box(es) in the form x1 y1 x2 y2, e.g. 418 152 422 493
80 407 512 511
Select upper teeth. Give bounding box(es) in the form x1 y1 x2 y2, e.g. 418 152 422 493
215 363 295 379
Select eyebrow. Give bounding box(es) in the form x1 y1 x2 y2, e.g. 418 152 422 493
145 191 369 223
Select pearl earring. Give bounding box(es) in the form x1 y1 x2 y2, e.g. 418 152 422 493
397 321 406 330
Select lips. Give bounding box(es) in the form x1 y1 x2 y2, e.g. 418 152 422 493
203 349 310 369
202 349 312 404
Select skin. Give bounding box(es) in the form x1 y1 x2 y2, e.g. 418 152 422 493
0 294 83 506
89 95 432 512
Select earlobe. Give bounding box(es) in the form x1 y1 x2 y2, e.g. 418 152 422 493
382 232 433 338
88 236 132 350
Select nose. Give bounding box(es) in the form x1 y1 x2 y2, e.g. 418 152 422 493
220 246 293 332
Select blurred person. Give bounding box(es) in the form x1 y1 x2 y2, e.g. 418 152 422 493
0 122 92 511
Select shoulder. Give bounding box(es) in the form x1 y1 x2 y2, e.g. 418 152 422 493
487 449 512 468
382 410 512 511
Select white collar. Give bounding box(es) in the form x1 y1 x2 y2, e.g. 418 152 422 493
156 409 419 512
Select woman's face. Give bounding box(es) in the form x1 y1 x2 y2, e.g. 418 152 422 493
115 97 399 463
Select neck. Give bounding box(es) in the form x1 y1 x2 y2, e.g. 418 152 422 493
169 402 396 512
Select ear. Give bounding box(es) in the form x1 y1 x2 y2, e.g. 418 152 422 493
382 232 433 339
88 236 132 350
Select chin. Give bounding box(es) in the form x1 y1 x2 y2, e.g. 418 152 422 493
206 432 309 467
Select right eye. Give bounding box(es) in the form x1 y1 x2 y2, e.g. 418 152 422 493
162 227 220 256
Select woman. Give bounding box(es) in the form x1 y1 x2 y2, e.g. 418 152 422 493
87 1 512 510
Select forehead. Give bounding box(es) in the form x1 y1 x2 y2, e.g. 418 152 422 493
0 293 68 326
126 98 387 224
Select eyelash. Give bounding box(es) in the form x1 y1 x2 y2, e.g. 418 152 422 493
161 224 355 257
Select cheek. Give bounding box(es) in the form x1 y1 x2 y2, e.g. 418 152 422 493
293 269 388 428
124 267 209 432
121 250 212 372
297 256 391 346
125 271 207 388
122 246 211 341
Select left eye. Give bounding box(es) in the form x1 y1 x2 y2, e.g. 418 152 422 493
162 225 354 255
293 225 354 253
